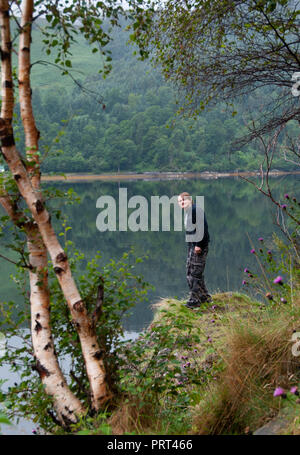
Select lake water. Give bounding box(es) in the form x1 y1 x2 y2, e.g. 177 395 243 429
0 175 298 434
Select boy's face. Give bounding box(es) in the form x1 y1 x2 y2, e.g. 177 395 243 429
177 195 192 209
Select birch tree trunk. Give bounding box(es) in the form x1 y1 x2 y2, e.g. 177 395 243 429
18 0 40 189
0 0 111 412
0 0 86 425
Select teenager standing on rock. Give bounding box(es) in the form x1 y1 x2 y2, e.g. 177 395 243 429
177 192 211 309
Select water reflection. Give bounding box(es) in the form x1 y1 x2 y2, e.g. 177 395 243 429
0 175 297 332
48 176 297 330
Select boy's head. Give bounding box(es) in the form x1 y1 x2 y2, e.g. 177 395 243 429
178 192 192 209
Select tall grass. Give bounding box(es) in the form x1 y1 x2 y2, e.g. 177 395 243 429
191 295 300 434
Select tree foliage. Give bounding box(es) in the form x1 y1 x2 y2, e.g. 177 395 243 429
130 0 300 141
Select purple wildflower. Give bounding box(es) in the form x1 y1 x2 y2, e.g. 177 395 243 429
266 292 273 300
211 305 217 310
280 298 287 304
244 268 249 273
281 204 287 210
250 249 255 254
211 319 215 323
267 250 272 255
248 273 253 278
194 349 198 353
273 387 286 398
290 386 299 395
258 237 264 242
273 276 283 285
284 194 289 199
207 337 212 343
242 280 247 285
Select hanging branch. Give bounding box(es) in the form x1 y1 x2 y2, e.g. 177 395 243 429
240 124 300 226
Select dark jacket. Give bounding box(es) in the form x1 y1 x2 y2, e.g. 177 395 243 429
185 204 210 249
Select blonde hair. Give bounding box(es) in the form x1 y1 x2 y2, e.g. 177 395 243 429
178 192 192 200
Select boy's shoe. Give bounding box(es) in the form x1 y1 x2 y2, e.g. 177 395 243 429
185 301 201 309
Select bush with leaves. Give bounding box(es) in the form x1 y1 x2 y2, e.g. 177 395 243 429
0 227 151 432
0 380 12 434
107 300 219 434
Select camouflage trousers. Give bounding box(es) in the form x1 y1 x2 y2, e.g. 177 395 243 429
186 245 210 305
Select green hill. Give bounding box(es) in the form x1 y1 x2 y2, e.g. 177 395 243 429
8 20 299 174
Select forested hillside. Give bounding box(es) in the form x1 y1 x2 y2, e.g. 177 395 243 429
13 20 299 174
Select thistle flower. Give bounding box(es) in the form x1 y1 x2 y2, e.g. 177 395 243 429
244 268 249 273
258 237 264 242
284 194 289 199
290 386 299 396
267 250 272 255
211 319 215 323
273 387 286 398
273 276 283 285
211 305 217 310
266 292 273 300
281 204 287 210
207 337 212 343
250 249 255 254
242 280 247 285
280 298 287 304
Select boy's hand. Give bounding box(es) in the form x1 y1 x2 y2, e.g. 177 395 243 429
194 246 202 254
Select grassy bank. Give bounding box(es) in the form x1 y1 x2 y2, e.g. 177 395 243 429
70 291 300 435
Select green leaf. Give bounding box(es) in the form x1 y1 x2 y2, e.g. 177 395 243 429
0 413 12 425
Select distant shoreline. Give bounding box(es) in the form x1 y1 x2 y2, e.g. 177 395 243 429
41 170 300 182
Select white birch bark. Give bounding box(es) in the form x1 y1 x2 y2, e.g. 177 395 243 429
0 0 111 411
0 0 86 424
